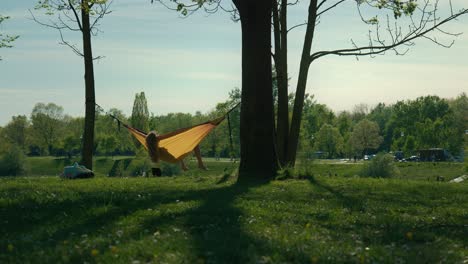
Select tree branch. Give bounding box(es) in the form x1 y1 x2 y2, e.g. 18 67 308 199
90 0 113 33
317 0 347 17
310 5 468 62
152 0 238 20
68 0 83 31
58 27 84 57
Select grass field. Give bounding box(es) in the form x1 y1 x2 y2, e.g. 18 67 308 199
0 158 467 263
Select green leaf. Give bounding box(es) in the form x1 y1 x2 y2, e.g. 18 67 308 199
177 3 184 11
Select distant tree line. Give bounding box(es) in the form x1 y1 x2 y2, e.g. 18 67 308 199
0 89 241 161
298 93 467 160
0 92 466 163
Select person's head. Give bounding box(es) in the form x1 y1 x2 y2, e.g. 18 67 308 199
146 131 160 163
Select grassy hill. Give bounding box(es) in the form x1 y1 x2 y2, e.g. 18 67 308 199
0 160 467 263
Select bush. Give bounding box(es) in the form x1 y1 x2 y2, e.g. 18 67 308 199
161 162 181 176
275 166 297 180
0 145 27 176
276 165 312 180
360 153 399 178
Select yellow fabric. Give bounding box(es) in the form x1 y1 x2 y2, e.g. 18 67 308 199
125 117 224 163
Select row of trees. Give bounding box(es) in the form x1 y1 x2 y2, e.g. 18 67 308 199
1 92 466 162
0 90 240 160
299 93 467 159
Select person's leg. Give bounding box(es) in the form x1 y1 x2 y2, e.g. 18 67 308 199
194 145 207 170
180 159 189 171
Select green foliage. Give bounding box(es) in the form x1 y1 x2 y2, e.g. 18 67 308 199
313 124 344 158
275 166 298 180
161 162 182 176
1 115 29 150
361 153 399 178
131 92 150 132
349 119 383 155
61 135 81 157
359 0 419 19
386 95 457 154
35 0 110 15
0 145 27 176
96 135 117 157
2 92 464 162
0 15 19 60
300 97 336 155
95 109 135 156
31 103 65 155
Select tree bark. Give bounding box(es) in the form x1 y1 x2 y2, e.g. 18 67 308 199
233 0 278 179
275 0 289 167
80 0 96 170
286 0 318 166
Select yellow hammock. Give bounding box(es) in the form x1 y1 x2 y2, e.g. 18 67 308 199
122 116 226 163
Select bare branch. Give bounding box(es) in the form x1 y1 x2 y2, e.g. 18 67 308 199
90 0 113 32
317 0 347 17
287 22 307 33
30 0 111 58
58 14 81 31
288 0 300 6
310 3 468 62
316 0 328 11
68 0 83 31
58 27 84 57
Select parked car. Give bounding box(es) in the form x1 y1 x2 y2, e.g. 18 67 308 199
406 155 420 162
363 154 376 161
418 148 451 162
394 151 404 161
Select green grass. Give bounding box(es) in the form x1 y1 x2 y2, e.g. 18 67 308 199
25 156 238 178
296 160 465 181
396 162 466 181
25 156 466 180
1 166 467 263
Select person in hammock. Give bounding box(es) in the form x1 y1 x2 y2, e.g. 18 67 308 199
145 131 207 176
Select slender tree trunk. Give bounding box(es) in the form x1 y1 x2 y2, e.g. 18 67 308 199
274 0 290 167
233 0 278 179
286 0 318 166
80 1 96 170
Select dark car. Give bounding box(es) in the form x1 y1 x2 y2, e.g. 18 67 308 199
394 151 404 161
406 155 420 162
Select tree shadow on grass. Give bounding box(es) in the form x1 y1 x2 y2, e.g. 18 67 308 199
305 176 468 262
0 176 310 263
307 176 366 212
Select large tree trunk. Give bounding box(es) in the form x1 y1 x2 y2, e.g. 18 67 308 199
286 0 318 166
233 0 278 179
80 1 96 170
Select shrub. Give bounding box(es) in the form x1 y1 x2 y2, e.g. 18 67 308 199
0 145 27 176
161 162 181 176
360 153 399 178
276 166 297 180
276 165 312 180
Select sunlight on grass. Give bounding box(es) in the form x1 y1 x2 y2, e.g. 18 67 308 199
0 162 467 263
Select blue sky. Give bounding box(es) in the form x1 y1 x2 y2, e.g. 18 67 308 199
1 0 467 125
